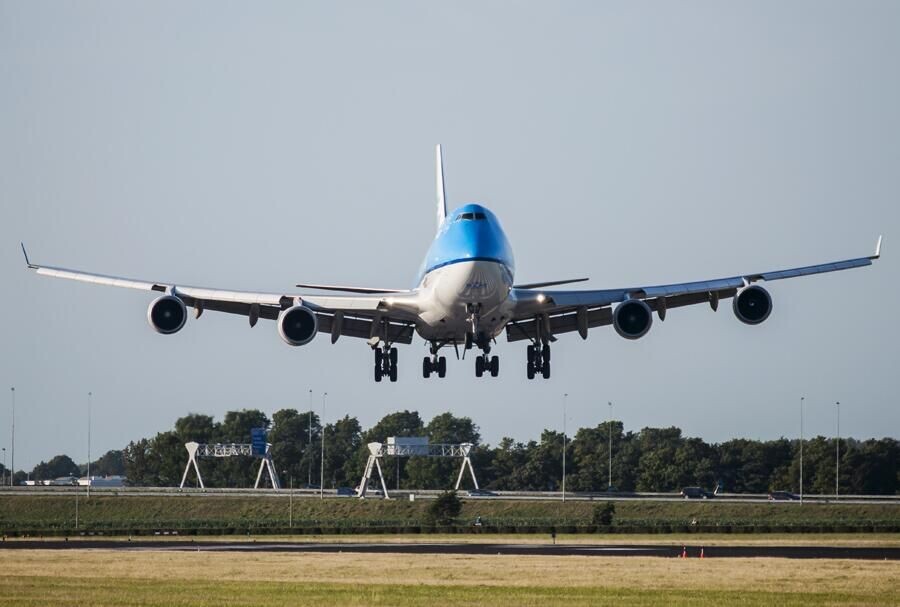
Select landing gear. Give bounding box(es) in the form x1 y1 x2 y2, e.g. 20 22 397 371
526 343 551 380
474 354 499 378
423 355 447 379
374 345 398 383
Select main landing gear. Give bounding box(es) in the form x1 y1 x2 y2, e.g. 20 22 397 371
475 354 499 378
374 345 398 383
526 343 551 380
423 355 447 378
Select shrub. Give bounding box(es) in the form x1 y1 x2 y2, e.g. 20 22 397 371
592 502 616 526
427 491 462 525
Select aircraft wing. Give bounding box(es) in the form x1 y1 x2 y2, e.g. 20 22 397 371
22 249 420 344
506 237 882 342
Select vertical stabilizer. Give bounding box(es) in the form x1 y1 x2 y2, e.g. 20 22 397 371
436 144 447 231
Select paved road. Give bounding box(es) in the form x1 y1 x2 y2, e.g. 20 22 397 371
3 540 898 560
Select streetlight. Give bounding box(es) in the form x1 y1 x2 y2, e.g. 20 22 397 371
799 396 804 505
320 392 327 499
10 387 15 487
607 401 613 490
562 393 567 503
835 401 840 499
2 447 6 487
87 391 92 498
307 389 313 487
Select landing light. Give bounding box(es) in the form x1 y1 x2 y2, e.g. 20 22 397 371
536 294 546 303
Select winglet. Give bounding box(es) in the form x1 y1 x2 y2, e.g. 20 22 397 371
21 242 37 269
873 235 883 259
435 144 447 231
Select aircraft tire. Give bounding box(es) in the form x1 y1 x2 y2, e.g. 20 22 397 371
389 364 398 382
438 357 447 378
542 361 551 379
527 361 535 380
375 365 382 382
390 347 398 365
490 356 499 377
543 344 551 362
475 356 484 377
423 357 431 378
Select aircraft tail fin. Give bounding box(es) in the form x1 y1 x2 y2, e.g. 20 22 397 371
436 144 447 231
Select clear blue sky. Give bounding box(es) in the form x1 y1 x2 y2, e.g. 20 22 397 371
2 1 898 470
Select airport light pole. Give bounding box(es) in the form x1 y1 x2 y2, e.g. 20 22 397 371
835 401 840 499
562 393 567 503
283 471 293 528
308 389 313 487
608 401 613 490
320 392 327 499
799 396 804 505
10 387 15 487
87 391 92 498
2 447 6 487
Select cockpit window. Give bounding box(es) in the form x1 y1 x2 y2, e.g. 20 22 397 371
456 212 487 221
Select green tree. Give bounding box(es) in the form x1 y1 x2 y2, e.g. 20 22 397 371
323 415 363 488
406 413 480 489
270 409 321 488
31 455 79 481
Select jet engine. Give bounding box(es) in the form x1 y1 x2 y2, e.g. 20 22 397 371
147 295 187 334
278 305 319 346
733 285 772 325
613 299 653 340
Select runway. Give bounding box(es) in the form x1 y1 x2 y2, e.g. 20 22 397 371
3 540 898 560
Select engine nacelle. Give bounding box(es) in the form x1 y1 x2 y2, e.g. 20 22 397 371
733 285 772 325
147 295 187 335
278 305 318 346
613 299 653 340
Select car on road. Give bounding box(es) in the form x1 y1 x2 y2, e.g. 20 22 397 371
681 486 715 499
466 489 497 497
336 487 355 497
768 491 800 501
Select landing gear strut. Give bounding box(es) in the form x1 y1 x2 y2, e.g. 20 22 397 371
374 345 398 383
526 343 551 380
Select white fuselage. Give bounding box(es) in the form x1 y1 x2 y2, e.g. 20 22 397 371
414 260 514 342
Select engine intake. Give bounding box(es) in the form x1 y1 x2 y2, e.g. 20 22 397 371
147 295 187 334
733 285 772 325
613 299 653 340
278 305 318 346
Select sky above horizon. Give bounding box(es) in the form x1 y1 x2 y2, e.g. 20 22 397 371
2 2 898 470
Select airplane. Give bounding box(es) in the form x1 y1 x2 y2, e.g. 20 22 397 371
23 145 882 383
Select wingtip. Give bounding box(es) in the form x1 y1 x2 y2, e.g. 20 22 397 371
21 242 36 269
874 235 883 259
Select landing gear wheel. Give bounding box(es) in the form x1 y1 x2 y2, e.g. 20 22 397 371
490 355 499 377
542 360 551 379
422 357 432 378
389 363 398 382
527 344 535 364
475 355 484 378
527 361 535 380
437 356 447 378
389 347 398 365
375 364 383 382
375 349 383 366
542 344 551 362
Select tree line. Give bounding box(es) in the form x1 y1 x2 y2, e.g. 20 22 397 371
12 408 898 495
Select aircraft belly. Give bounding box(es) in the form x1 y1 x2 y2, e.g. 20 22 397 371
415 260 512 341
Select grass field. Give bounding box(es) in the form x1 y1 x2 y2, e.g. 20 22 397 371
1 495 897 533
0 549 897 606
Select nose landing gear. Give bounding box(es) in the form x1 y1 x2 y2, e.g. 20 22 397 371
526 343 551 379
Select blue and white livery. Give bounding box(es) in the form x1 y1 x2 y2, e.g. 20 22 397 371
24 146 882 382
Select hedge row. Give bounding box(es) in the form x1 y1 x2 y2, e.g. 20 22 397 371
4 523 898 538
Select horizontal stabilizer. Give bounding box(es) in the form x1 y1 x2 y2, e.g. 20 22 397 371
513 277 589 289
295 283 405 294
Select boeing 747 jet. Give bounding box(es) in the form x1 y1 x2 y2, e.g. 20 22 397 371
24 146 881 382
